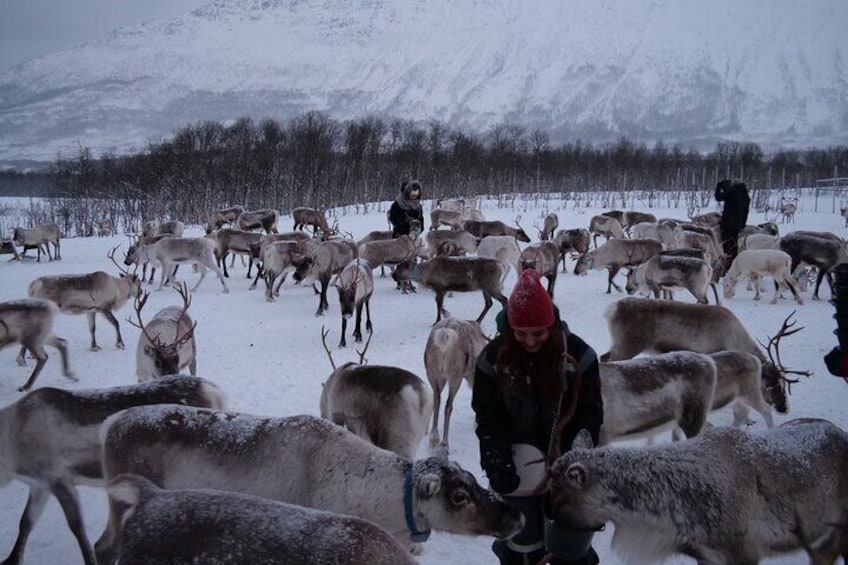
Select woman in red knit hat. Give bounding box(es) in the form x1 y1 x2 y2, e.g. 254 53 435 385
472 269 603 565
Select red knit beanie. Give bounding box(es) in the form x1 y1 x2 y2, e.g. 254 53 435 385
507 270 555 328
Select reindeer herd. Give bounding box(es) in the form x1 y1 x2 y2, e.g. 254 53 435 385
0 195 847 564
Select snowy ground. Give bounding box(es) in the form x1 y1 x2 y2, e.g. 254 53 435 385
1 192 846 564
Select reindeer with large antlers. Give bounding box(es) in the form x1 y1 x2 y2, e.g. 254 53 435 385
129 283 198 381
462 215 531 243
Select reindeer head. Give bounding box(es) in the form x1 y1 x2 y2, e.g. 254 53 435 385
757 311 813 413
128 283 196 378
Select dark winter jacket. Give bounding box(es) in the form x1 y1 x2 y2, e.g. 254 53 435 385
472 309 603 488
388 182 424 237
714 179 751 234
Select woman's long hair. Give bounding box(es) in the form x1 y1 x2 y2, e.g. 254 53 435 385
494 324 565 401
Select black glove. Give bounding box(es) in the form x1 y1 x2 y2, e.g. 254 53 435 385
487 469 520 495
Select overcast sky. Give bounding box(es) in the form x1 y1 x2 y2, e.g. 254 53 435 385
0 0 208 72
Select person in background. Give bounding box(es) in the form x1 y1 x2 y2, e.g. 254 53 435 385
472 269 603 565
388 179 424 237
714 178 751 271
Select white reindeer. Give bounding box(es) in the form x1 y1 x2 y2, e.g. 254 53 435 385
476 235 522 279
126 236 229 293
548 419 848 565
574 238 663 293
423 317 488 449
722 249 804 305
95 406 525 562
0 376 225 565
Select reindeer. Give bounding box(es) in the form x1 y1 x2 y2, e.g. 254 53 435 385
708 350 774 428
574 238 663 293
548 418 848 565
97 218 113 237
598 351 718 445
536 212 559 241
430 208 466 231
292 238 358 315
690 210 723 227
237 208 279 234
102 474 415 565
462 217 531 243
204 205 245 234
553 228 591 273
842 203 848 228
621 211 657 233
602 298 812 413
153 219 185 238
129 284 197 381
358 234 427 290
780 197 798 223
13 223 61 262
780 232 848 300
123 233 174 284
423 229 477 258
205 227 263 278
292 207 333 236
476 235 522 279
0 239 20 261
588 214 626 248
723 248 804 305
256 239 315 301
0 298 73 391
333 258 374 347
519 241 560 297
320 329 430 458
247 231 317 290
625 252 716 304
126 236 229 293
26 247 142 353
391 256 508 324
95 407 525 561
739 221 780 238
423 317 488 449
0 376 225 565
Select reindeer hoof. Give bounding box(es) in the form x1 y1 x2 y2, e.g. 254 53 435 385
15 357 26 367
116 343 125 350
65 372 78 382
90 345 102 352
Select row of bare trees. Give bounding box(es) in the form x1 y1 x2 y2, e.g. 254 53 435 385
2 111 847 236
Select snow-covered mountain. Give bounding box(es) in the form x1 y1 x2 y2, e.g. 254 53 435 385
0 0 846 163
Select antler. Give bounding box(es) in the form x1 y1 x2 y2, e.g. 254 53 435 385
126 291 163 348
170 282 197 347
320 325 336 370
757 311 813 388
107 245 133 275
356 329 372 365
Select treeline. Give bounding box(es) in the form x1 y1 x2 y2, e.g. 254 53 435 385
10 111 848 235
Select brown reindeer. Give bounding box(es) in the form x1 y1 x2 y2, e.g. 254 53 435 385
292 207 333 237
392 256 508 324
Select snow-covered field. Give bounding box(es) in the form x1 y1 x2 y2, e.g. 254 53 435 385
1 192 845 564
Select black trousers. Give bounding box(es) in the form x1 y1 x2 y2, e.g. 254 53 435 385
492 495 599 565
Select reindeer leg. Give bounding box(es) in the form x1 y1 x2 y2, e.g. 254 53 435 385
210 261 229 294
364 299 372 333
442 378 463 450
86 311 101 351
316 277 329 316
339 316 348 348
429 385 442 449
813 268 826 300
785 276 804 305
18 345 49 391
47 335 74 381
15 345 27 366
4 485 50 565
477 292 493 323
353 303 363 343
50 479 96 565
101 310 124 349
94 498 124 565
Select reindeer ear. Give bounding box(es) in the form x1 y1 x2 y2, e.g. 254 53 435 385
571 429 595 451
416 473 441 499
565 463 588 489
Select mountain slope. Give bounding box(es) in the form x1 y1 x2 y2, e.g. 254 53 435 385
0 0 846 162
